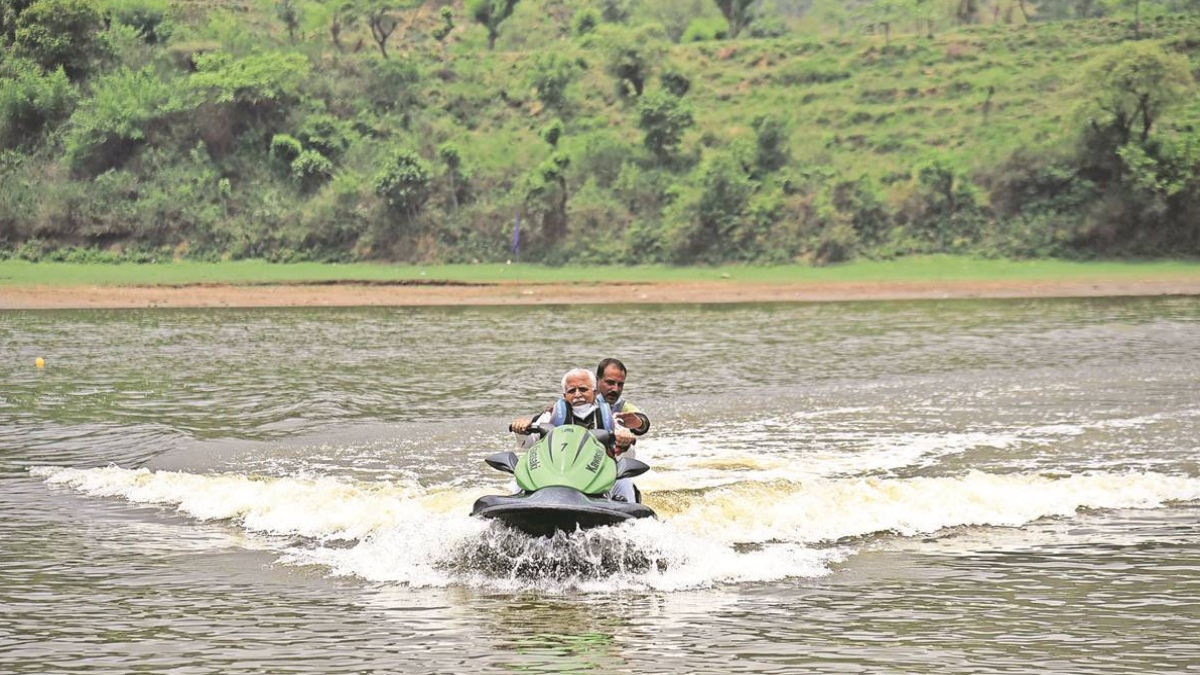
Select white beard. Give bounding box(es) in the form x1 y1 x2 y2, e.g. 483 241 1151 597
571 403 597 419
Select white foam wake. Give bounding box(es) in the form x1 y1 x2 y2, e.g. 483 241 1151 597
658 470 1200 544
30 465 1200 591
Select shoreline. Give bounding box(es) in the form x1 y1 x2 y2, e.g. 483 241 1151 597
4 277 1200 309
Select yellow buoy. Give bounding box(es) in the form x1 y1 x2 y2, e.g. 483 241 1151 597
35 357 44 369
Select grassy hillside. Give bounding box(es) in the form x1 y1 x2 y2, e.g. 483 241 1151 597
2 0 1199 265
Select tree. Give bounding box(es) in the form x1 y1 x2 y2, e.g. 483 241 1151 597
189 52 311 109
713 0 755 39
664 152 753 262
432 6 454 64
1015 0 1031 23
1080 42 1193 147
64 67 198 174
640 0 707 43
866 0 909 45
637 91 694 163
955 0 979 24
328 1 358 52
524 120 571 245
12 0 104 80
528 52 580 111
290 150 333 193
104 0 173 44
661 69 691 97
602 25 665 98
0 59 76 149
694 153 753 256
467 0 518 50
808 0 851 34
373 149 431 217
363 0 401 58
600 0 633 23
188 51 311 149
913 0 939 37
540 118 563 148
276 0 300 43
1 0 38 44
751 114 789 174
572 9 598 36
438 142 470 209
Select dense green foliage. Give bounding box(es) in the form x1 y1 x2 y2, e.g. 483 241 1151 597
2 0 1200 264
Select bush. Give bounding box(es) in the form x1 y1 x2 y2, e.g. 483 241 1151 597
660 69 691 97
599 0 632 23
528 52 580 111
662 152 754 263
103 0 173 44
295 113 353 160
0 155 37 243
601 24 665 98
752 114 789 174
373 149 431 217
293 172 371 256
637 91 693 163
63 66 198 175
881 157 987 254
368 56 422 113
613 161 674 215
572 8 599 36
812 218 859 265
574 131 640 188
12 0 106 80
558 179 628 264
15 238 53 261
681 17 727 43
188 51 311 124
747 15 789 38
269 133 302 164
290 150 333 193
0 59 76 149
438 142 471 207
775 59 850 86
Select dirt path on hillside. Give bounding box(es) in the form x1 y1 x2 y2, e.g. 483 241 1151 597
4 277 1200 309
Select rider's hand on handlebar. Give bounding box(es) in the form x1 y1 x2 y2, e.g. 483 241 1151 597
614 427 635 449
510 418 531 434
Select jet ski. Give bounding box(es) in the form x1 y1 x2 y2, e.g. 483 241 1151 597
471 423 656 537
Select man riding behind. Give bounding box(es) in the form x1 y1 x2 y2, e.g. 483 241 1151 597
596 357 650 440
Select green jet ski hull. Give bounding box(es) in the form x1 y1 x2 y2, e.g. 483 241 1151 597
472 486 655 537
472 424 656 537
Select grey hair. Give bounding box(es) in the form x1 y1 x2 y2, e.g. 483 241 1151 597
561 368 596 392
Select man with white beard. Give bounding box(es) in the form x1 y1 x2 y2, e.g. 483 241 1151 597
509 368 637 500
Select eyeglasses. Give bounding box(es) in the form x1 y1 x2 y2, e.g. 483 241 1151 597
564 386 592 395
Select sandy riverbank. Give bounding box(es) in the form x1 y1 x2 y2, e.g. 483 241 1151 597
3 277 1200 309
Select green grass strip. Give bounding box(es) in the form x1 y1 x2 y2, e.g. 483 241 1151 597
2 256 1200 288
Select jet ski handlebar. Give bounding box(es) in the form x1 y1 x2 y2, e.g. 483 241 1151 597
508 422 552 436
508 423 613 446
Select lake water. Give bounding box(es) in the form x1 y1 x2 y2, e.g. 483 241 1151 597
2 297 1198 674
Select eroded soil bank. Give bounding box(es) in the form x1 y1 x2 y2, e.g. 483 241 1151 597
4 277 1200 309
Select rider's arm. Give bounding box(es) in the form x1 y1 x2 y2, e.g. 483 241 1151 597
628 412 650 435
511 410 550 434
617 402 651 436
612 417 636 453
